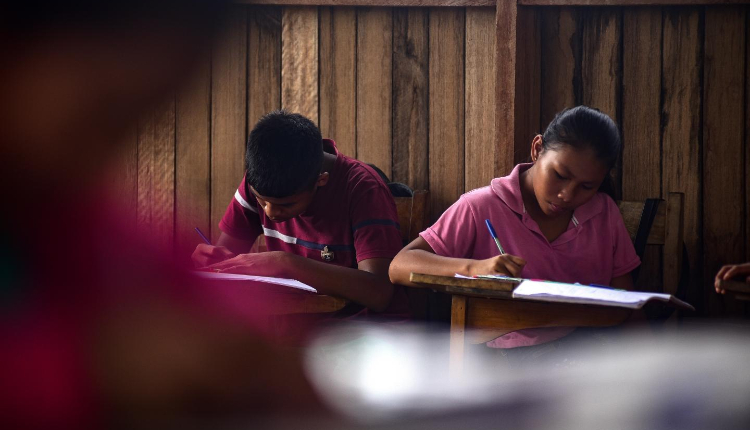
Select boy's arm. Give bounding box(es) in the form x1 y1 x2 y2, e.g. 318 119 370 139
206 252 395 312
192 232 257 267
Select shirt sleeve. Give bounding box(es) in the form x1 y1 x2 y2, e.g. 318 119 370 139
349 182 403 263
609 198 641 279
420 196 477 259
218 176 263 242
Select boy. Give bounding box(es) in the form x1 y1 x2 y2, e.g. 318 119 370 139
192 111 405 313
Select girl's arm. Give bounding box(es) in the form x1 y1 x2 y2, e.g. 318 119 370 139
389 236 526 288
610 273 634 290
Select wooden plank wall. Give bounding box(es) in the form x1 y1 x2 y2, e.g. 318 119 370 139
119 4 748 317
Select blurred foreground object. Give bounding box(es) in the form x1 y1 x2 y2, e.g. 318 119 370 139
0 1 326 428
302 323 750 430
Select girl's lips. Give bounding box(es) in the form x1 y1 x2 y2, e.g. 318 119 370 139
548 202 567 213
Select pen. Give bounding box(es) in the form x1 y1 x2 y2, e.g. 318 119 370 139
194 227 212 245
484 219 505 255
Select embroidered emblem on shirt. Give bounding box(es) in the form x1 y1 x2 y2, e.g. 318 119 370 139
321 246 334 262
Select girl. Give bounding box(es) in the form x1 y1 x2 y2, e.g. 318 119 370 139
389 106 640 349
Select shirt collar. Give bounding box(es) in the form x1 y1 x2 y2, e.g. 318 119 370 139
490 162 605 225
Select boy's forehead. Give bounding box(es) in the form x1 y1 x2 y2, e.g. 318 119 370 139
249 185 310 203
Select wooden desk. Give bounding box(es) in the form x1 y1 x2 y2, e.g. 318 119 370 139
719 279 750 301
410 273 632 374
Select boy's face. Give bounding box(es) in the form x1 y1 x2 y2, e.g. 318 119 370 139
249 173 329 223
530 136 609 218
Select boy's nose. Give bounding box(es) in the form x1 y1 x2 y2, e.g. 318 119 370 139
558 185 575 202
264 204 284 219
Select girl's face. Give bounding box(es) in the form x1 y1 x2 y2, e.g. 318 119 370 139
529 135 610 218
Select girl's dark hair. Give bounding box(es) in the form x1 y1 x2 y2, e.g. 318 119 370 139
541 106 621 199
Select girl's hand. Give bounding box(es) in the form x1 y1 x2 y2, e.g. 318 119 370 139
467 254 526 277
715 262 750 294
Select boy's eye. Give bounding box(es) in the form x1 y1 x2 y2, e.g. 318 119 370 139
554 171 566 180
582 184 594 190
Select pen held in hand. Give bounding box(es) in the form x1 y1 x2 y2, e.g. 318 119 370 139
195 227 212 245
484 219 505 255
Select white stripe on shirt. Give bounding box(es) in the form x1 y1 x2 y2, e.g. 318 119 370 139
234 189 257 213
262 227 298 244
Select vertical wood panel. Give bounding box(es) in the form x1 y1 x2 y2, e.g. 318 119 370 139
113 129 139 230
514 6 541 166
282 6 319 123
429 8 465 218
357 8 393 176
466 7 497 191
622 7 663 292
495 1 518 177
703 6 746 316
211 7 247 241
175 57 211 259
582 8 623 199
137 101 176 249
320 7 357 156
662 8 702 313
747 7 750 265
248 6 282 127
622 7 662 201
582 9 621 121
540 7 582 128
393 7 429 189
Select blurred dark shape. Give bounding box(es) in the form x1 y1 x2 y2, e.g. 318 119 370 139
0 1 327 428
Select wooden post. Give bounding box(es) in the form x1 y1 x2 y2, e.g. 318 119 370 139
495 0 518 177
449 295 468 377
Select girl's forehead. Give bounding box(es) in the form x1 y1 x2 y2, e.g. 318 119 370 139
542 146 609 181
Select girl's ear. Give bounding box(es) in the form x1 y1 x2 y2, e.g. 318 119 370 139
530 135 543 162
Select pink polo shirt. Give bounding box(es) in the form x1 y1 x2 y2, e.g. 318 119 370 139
421 163 640 348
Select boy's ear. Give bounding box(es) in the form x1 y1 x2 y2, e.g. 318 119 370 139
316 172 330 187
531 135 543 162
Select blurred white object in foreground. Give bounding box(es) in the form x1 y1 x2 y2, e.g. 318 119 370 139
304 323 750 430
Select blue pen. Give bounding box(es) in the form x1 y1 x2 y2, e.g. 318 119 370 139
194 227 212 245
484 219 505 255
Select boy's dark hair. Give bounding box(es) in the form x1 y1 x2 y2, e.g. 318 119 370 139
245 110 323 198
542 105 621 199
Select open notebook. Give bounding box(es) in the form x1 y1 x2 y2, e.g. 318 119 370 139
512 280 694 311
192 271 317 293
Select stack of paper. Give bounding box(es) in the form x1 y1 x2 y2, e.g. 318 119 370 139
513 280 693 310
192 271 317 293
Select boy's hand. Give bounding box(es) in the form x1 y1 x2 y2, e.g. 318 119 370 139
192 244 237 268
467 254 526 278
206 251 289 278
715 262 750 294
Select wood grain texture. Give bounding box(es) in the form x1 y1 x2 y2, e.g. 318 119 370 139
661 7 702 313
429 7 465 219
211 7 247 241
514 6 541 165
357 7 393 175
137 100 176 249
621 7 663 292
747 8 750 265
112 129 139 230
392 7 429 189
495 1 518 177
282 6 319 123
582 8 622 123
248 6 282 127
703 6 746 316
622 7 662 200
540 7 582 127
466 7 497 191
522 0 750 5
320 7 357 156
175 56 211 258
239 0 495 6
